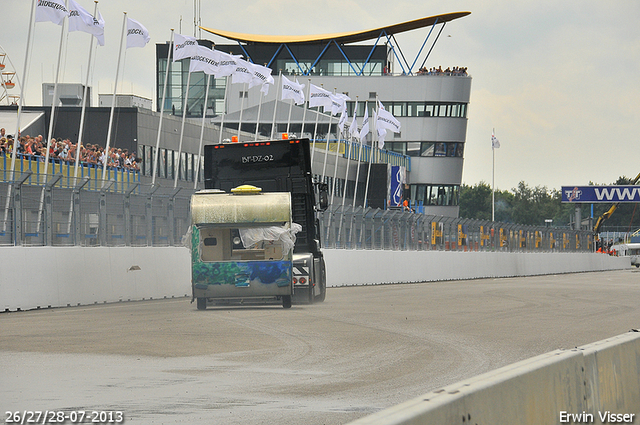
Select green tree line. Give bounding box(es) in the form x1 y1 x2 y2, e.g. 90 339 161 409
459 177 640 232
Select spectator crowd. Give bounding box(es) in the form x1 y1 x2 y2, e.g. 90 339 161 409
0 127 139 172
417 66 468 76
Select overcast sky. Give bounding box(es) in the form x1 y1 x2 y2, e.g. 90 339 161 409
2 0 639 191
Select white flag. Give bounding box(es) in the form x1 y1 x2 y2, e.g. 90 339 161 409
68 1 105 46
36 0 69 26
377 120 387 149
126 18 150 49
308 84 332 109
215 51 242 78
359 106 370 143
376 107 401 134
330 93 350 115
231 58 255 85
338 103 348 133
491 132 500 149
349 100 358 139
281 76 305 105
189 45 219 75
249 63 274 95
173 33 198 61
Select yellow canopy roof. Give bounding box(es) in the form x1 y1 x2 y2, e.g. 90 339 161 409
200 11 470 45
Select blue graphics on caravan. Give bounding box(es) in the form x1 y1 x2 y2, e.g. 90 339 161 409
561 186 640 203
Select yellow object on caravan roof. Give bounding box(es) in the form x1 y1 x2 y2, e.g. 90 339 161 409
231 185 262 194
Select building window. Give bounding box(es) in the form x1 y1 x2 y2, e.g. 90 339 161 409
389 142 464 157
411 184 460 206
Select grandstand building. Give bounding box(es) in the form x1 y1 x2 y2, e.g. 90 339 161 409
152 11 472 216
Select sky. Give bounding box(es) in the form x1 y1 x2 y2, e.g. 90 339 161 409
2 0 639 192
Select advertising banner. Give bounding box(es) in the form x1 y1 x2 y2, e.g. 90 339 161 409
561 186 640 203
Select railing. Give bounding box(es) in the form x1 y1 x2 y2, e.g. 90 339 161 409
311 139 411 170
320 205 594 253
1 153 140 192
0 178 191 247
1 170 593 252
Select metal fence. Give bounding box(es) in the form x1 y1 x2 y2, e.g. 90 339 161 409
319 205 595 252
0 175 192 247
1 172 594 252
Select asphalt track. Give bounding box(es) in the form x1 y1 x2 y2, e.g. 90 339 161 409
2 269 640 424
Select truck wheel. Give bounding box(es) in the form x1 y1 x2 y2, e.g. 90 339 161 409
283 295 292 309
315 259 326 303
196 297 207 310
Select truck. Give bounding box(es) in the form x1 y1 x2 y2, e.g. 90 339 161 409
190 137 328 309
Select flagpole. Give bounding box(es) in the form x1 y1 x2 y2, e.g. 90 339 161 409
311 105 320 163
102 12 127 187
218 75 229 144
492 128 495 222
38 0 70 233
286 98 293 135
3 0 36 234
66 0 99 233
336 133 351 245
352 109 363 209
8 0 37 179
174 69 192 187
363 102 374 209
330 127 342 206
321 88 336 181
236 82 247 140
44 1 72 183
254 88 263 140
73 0 98 182
270 70 281 139
152 29 173 186
193 73 210 189
301 79 310 138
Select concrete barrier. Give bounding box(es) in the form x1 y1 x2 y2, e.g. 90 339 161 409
347 332 640 425
581 333 640 424
1 246 191 311
0 247 630 311
323 250 630 287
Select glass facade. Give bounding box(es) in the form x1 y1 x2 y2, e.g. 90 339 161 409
157 56 226 117
410 184 460 207
386 142 464 158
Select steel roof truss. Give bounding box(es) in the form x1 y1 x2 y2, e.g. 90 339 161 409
409 18 439 73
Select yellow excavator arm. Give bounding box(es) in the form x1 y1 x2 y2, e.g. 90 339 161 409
593 171 640 234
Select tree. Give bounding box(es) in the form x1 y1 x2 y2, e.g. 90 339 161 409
460 177 640 231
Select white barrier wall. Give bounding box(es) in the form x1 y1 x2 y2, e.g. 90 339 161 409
347 332 640 425
0 247 630 311
1 247 191 311
323 249 630 286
